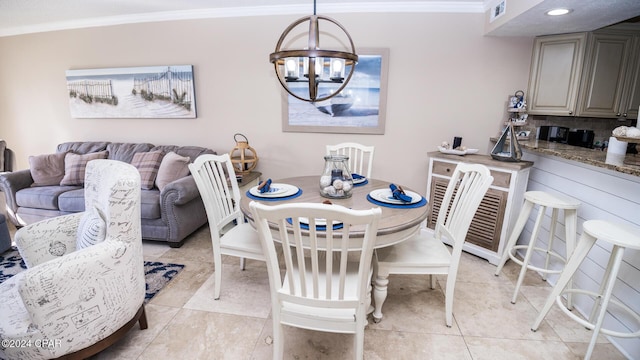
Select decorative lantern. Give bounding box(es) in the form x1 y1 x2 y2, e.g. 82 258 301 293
229 133 258 175
319 155 354 198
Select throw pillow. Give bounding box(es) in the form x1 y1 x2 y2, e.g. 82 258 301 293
29 152 67 186
60 151 108 186
131 150 164 190
155 151 190 191
76 207 107 249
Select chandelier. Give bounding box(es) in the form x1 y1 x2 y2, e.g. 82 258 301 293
269 1 358 103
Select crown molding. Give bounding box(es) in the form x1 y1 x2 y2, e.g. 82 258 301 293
0 2 485 37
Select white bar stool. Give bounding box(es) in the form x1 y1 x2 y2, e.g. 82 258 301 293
531 220 640 360
495 191 580 304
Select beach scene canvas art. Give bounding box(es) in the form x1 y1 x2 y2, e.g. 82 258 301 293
66 65 196 118
284 49 388 134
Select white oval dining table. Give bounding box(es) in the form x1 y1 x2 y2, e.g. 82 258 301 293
240 176 429 250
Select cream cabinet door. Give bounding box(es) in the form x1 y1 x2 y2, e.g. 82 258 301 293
576 31 634 118
620 35 640 120
527 33 587 116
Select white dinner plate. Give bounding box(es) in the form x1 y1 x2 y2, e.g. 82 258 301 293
298 217 342 227
437 146 479 155
249 183 299 198
369 188 423 205
352 177 367 184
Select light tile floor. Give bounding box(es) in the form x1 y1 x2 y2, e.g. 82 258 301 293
4 220 629 359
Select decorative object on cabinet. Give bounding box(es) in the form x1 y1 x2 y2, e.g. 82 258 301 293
269 0 358 103
426 152 533 265
506 90 530 140
283 48 389 135
66 65 196 118
229 133 258 175
491 122 522 162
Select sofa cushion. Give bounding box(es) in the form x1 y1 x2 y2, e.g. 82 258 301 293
57 141 109 155
16 186 82 210
60 151 109 186
58 188 85 212
57 188 161 219
106 142 154 163
151 145 215 162
141 189 161 219
76 207 107 249
131 151 164 190
155 152 190 191
29 152 67 186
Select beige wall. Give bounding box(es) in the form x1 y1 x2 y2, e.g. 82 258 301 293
0 12 533 193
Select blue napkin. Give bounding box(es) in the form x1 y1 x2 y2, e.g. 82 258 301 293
389 183 412 202
258 178 272 193
352 173 366 180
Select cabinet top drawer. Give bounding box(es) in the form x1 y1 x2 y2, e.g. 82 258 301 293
432 160 512 188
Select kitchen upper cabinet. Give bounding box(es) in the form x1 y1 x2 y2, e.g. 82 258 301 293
528 27 640 120
577 31 635 118
527 33 586 116
620 35 640 119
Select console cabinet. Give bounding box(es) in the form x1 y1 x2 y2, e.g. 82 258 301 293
426 152 533 264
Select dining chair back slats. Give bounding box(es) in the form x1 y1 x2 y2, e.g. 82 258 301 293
250 201 381 359
373 163 493 326
189 154 265 300
326 142 375 179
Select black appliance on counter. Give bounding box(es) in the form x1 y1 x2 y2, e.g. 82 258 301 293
538 126 569 143
567 129 595 148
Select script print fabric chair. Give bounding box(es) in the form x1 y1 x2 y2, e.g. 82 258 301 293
0 159 146 360
326 142 375 179
372 163 493 327
250 201 382 360
189 154 265 300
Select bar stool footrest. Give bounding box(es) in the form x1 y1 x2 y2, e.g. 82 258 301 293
508 245 566 275
556 289 640 338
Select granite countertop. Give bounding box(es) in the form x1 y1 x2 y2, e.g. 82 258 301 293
517 139 640 177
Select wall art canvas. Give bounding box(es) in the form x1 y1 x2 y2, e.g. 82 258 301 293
283 48 389 134
66 65 196 118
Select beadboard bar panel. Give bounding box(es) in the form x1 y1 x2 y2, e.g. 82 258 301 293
521 150 640 357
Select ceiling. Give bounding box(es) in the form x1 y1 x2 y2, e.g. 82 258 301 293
0 0 639 38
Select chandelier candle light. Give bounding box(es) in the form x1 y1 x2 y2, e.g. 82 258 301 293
269 0 358 103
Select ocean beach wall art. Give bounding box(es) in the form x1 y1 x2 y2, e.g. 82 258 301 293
66 65 197 118
282 48 389 134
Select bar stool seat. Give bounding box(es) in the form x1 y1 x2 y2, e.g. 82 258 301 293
495 191 580 304
531 220 640 360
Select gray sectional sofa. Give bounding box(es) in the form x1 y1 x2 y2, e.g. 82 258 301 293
0 141 216 248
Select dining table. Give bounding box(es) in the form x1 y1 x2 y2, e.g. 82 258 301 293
239 175 429 249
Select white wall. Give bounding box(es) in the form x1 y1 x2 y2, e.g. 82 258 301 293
0 12 533 194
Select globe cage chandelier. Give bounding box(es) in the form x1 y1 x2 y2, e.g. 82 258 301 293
269 1 358 103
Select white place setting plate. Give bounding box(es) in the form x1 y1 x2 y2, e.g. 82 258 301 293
369 188 423 205
437 146 479 155
352 177 367 185
249 183 299 198
298 217 343 227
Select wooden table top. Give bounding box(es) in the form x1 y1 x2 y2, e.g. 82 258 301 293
240 176 429 248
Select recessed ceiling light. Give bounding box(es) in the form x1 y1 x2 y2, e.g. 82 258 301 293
546 8 572 16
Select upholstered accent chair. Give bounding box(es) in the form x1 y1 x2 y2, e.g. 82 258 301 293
0 159 147 360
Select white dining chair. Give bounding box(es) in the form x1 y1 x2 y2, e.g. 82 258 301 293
326 142 375 179
372 163 493 327
250 201 382 360
189 154 265 300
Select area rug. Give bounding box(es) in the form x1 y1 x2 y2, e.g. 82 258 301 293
0 247 184 304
